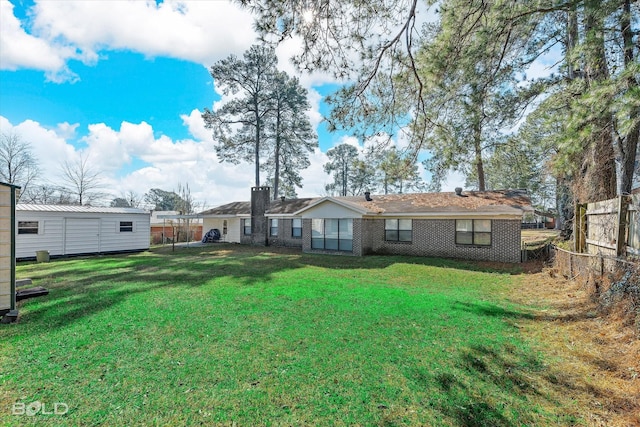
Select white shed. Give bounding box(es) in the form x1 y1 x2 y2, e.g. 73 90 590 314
0 183 19 319
15 204 151 259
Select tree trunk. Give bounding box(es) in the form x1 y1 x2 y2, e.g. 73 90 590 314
273 109 281 200
473 116 485 191
583 0 616 201
617 0 639 195
254 101 261 187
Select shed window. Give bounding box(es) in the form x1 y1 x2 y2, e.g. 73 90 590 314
291 218 302 238
270 219 278 237
119 221 133 232
311 219 353 252
456 219 492 246
18 221 39 235
385 219 412 242
223 220 228 235
243 218 252 235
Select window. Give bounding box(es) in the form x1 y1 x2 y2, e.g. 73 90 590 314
223 220 228 235
291 218 302 238
385 219 412 242
456 219 492 246
311 219 353 251
270 218 278 237
119 221 133 232
243 218 252 235
18 221 38 235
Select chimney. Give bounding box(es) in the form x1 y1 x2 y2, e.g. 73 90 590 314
364 191 372 201
250 186 270 246
455 187 463 196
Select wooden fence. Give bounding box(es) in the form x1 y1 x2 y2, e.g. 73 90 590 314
574 194 639 257
553 246 637 279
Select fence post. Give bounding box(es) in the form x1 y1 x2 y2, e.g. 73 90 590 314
616 195 630 257
574 203 587 253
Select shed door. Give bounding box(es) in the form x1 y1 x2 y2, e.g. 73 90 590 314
64 218 100 255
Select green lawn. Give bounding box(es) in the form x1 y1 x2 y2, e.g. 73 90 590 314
1 245 578 426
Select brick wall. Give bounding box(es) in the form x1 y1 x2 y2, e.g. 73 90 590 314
278 217 521 263
369 218 521 263
267 218 303 248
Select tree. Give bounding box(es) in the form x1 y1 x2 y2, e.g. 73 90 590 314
323 143 360 196
265 71 317 199
110 198 131 208
110 191 143 208
202 44 278 187
0 132 39 201
241 0 639 203
375 147 425 194
144 188 184 211
60 153 105 205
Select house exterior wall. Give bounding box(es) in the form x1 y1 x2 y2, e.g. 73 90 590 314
203 217 241 243
299 202 363 219
267 218 303 248
15 210 150 259
366 218 521 263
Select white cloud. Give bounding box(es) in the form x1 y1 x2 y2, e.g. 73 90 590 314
29 0 256 68
2 0 257 82
0 0 78 82
440 170 466 192
0 115 329 208
181 109 210 142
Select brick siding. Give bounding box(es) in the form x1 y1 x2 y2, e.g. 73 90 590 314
267 218 303 248
276 217 521 263
367 218 521 263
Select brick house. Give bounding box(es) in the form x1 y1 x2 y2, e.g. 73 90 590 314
200 187 532 263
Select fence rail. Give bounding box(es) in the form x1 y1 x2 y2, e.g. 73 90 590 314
575 194 639 257
552 245 637 279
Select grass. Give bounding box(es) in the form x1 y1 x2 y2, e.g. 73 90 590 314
1 245 583 426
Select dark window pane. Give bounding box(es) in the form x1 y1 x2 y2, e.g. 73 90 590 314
325 238 339 250
398 230 412 242
339 239 352 251
474 232 491 246
385 230 399 241
456 231 473 245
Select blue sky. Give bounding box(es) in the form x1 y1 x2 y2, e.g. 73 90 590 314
0 0 459 208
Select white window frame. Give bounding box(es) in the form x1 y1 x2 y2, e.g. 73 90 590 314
455 219 492 246
311 218 353 252
384 219 412 242
119 221 134 232
18 220 40 235
243 218 252 235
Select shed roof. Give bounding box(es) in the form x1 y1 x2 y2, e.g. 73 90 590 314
16 204 149 215
0 182 21 189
